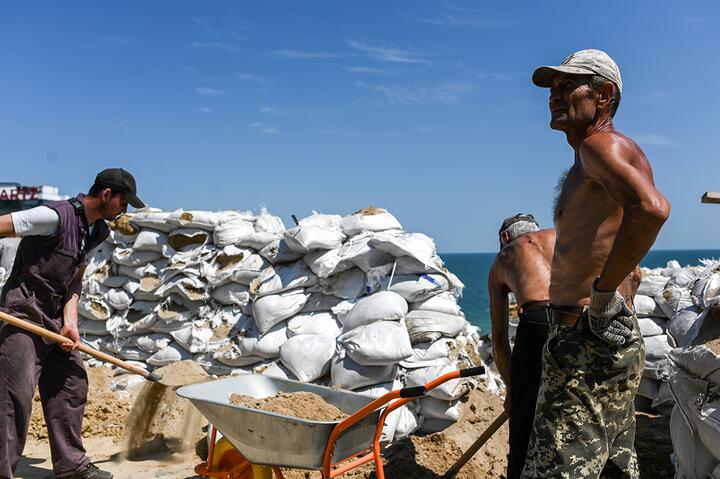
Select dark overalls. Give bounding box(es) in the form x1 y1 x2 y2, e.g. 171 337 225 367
0 194 109 478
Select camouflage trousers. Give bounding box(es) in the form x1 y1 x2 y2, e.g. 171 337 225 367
521 312 645 478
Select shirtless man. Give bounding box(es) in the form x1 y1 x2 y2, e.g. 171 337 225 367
488 214 554 479
522 49 670 478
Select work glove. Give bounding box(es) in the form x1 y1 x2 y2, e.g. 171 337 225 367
588 279 634 345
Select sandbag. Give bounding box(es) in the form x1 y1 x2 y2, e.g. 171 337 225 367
319 268 367 299
337 321 413 366
330 355 398 390
668 305 705 348
637 273 669 298
637 316 666 337
168 228 210 252
410 292 462 316
250 261 318 297
633 294 666 318
405 362 468 401
298 213 343 229
669 343 720 384
369 231 437 270
167 210 219 230
211 282 251 306
340 207 402 236
134 334 173 353
342 291 408 330
171 324 215 353
156 274 206 302
133 229 169 253
300 293 344 314
78 297 113 321
252 289 309 334
384 274 449 303
259 239 304 264
201 246 256 286
129 210 175 232
418 397 462 421
405 310 466 344
212 216 255 247
643 334 672 378
283 225 345 254
112 248 163 267
146 342 192 366
156 295 199 323
254 208 285 235
279 334 335 382
287 312 341 337
106 288 132 311
400 340 452 369
670 404 719 478
691 273 720 309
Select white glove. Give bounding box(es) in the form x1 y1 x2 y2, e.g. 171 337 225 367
588 279 634 345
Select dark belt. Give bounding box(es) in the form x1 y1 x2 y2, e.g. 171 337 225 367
549 304 586 327
518 299 550 315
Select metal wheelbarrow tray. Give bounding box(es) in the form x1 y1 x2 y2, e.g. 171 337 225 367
177 375 380 470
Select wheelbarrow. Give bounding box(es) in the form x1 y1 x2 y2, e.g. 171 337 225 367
176 366 485 479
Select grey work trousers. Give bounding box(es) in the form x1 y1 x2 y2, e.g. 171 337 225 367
0 325 90 478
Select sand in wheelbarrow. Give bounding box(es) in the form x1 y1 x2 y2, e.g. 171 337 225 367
124 360 211 459
230 391 348 421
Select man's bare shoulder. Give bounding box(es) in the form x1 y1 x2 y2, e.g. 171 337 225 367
580 130 645 164
497 229 555 263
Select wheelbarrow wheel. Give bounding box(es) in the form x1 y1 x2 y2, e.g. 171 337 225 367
211 437 274 479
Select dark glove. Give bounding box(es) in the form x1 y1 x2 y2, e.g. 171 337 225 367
588 279 634 345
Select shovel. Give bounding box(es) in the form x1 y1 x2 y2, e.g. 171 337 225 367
0 310 161 382
442 410 509 478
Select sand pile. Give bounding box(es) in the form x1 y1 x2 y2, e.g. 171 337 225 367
229 391 347 421
29 366 131 441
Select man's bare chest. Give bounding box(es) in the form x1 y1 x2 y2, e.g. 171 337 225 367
554 167 610 222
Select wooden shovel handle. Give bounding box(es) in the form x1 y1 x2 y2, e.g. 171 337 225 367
0 310 156 381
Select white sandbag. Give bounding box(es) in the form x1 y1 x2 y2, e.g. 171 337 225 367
78 297 112 321
337 321 413 366
298 212 343 229
637 317 666 337
283 225 346 254
171 323 215 353
167 210 219 231
670 343 720 385
369 231 437 269
99 275 129 289
690 397 720 462
636 377 659 400
405 310 466 344
134 334 172 353
400 340 452 369
168 228 210 252
279 334 335 382
405 362 468 401
691 273 720 309
156 294 199 323
229 317 288 359
155 274 206 301
107 229 138 246
410 292 462 316
212 216 256 247
112 345 152 362
419 397 462 421
255 361 297 380
643 334 672 378
304 233 392 278
223 254 269 285
655 284 692 319
117 259 167 280
254 208 285 235
392 406 420 441
304 248 359 279
259 239 304 264
301 293 344 314
252 289 309 334
637 273 669 298
668 305 705 348
418 418 455 434
133 229 169 253
78 318 113 336
330 355 398 390
633 294 666 318
384 274 450 303
670 405 719 478
129 210 175 233
342 291 408 330
250 262 318 297
106 288 132 311
287 312 341 337
212 343 265 368
112 248 163 267
201 246 253 285
340 207 402 236
320 268 367 300
146 342 192 366
236 231 282 251
652 381 673 408
212 282 251 306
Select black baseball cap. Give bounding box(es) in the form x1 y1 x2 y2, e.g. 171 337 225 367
498 213 538 246
94 168 145 208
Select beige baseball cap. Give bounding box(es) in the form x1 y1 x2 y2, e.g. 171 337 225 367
532 49 622 94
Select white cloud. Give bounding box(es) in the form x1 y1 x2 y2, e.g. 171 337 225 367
634 133 678 147
272 49 341 59
236 72 264 82
345 66 392 75
355 80 475 105
415 14 507 27
195 87 226 96
250 121 280 135
347 40 428 64
198 106 212 113
191 41 236 51
259 106 277 113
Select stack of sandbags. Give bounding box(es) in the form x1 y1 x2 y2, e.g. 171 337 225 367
0 237 21 290
634 261 705 411
75 206 491 441
661 259 720 477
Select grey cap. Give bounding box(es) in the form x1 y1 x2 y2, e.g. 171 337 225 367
532 49 622 94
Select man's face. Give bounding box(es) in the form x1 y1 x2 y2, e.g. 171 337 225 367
99 188 129 220
548 74 598 131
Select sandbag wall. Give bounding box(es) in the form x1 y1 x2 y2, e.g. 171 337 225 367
76 207 492 440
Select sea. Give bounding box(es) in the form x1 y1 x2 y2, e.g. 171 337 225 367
440 249 720 334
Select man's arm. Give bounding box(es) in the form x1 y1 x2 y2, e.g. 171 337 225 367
581 135 671 291
60 264 86 350
488 259 512 392
0 214 16 238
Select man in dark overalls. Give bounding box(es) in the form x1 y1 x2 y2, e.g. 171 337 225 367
487 214 554 479
0 168 144 479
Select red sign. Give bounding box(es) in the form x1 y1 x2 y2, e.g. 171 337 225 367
0 186 40 201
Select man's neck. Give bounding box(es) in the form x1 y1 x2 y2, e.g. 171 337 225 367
564 117 614 152
82 196 102 225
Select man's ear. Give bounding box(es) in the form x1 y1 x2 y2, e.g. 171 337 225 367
501 230 511 246
596 81 615 111
100 187 113 202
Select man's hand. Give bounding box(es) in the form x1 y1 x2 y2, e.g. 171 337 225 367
59 321 81 351
588 279 634 345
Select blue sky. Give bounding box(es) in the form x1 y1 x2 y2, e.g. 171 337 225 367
1 1 718 252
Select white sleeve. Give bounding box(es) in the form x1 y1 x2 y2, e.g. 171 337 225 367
11 206 61 237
